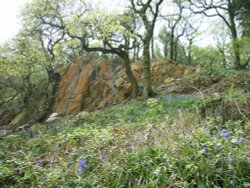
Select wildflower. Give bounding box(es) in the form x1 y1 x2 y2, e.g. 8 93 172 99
135 137 144 143
188 126 195 133
125 145 132 152
201 144 208 155
220 129 229 138
101 155 107 161
125 139 129 144
77 156 87 172
231 138 239 144
230 180 234 185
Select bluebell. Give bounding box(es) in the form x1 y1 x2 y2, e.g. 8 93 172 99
77 156 87 172
220 129 229 138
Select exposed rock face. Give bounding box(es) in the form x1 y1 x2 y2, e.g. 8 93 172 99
151 59 197 84
53 55 197 115
54 54 142 114
45 113 60 123
54 54 106 114
2 54 197 127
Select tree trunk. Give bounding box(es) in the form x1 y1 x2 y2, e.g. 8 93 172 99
174 39 178 62
151 35 155 59
142 38 154 98
187 39 193 65
219 47 227 68
121 54 139 97
170 29 175 61
45 69 61 117
164 45 168 58
229 9 242 69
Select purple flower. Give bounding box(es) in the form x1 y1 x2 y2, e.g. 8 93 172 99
220 129 229 138
101 155 107 161
125 139 129 144
125 145 132 152
136 137 144 143
188 126 195 133
201 144 208 155
77 156 87 172
232 138 239 144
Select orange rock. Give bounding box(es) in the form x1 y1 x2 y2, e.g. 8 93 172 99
53 54 121 114
195 67 201 74
164 77 175 84
54 55 100 114
175 64 186 78
53 56 200 115
131 62 142 81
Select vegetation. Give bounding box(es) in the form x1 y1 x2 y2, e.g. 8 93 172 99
1 0 250 107
0 85 250 187
0 0 250 187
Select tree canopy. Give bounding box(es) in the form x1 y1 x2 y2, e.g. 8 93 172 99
0 0 250 109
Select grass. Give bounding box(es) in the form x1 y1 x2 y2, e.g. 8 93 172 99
0 92 249 187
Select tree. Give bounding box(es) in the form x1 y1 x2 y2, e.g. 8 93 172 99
236 0 250 37
185 20 200 66
21 0 67 75
22 0 141 97
191 45 224 73
66 9 141 97
0 37 46 109
19 0 70 116
161 0 186 62
158 26 186 63
130 0 164 98
158 26 171 58
189 0 247 69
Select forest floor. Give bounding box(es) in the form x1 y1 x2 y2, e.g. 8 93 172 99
0 69 250 187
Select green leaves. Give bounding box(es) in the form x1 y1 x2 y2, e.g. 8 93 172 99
1 93 249 187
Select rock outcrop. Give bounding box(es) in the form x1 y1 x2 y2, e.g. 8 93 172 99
2 54 198 126
53 55 198 115
54 54 142 114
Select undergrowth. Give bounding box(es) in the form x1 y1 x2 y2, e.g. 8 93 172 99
0 92 249 187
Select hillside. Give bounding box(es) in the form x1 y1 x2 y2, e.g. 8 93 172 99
1 0 250 187
0 67 250 187
0 55 199 130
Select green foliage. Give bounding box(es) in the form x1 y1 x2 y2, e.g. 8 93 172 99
191 45 224 68
0 0 250 187
0 38 47 110
1 94 249 187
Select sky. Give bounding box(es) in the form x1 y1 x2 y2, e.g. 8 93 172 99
0 0 120 45
0 0 31 44
0 0 215 47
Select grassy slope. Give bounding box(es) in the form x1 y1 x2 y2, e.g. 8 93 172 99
0 72 250 188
